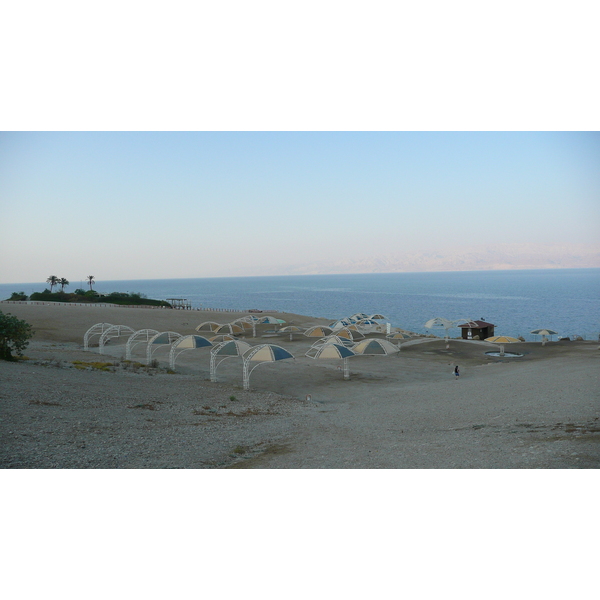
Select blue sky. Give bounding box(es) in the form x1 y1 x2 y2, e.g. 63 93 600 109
1 131 598 284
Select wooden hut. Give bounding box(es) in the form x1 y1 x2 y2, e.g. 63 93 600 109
457 320 495 340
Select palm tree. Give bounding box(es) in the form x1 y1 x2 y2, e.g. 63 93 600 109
46 275 59 292
59 278 69 292
87 275 95 291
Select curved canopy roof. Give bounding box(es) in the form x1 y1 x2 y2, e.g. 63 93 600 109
196 322 220 332
151 331 182 345
211 339 252 356
485 336 520 344
387 331 411 340
215 323 244 334
308 343 355 359
245 344 294 362
352 338 399 355
208 334 235 343
258 316 286 325
173 335 212 350
304 325 334 337
279 326 303 333
425 317 454 329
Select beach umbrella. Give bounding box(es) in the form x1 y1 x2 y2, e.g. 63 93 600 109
370 314 387 320
530 328 558 345
304 325 334 338
306 342 355 380
242 344 294 390
209 339 252 382
278 325 305 340
195 321 220 332
352 338 399 356
169 335 212 369
484 335 521 356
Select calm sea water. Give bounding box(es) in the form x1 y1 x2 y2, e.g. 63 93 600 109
2 269 599 341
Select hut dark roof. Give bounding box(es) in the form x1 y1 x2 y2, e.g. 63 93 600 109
457 320 495 329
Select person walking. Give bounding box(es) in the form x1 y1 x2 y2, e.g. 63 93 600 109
454 365 460 379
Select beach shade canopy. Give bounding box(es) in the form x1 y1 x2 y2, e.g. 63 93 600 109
208 334 236 343
425 317 454 332
146 331 183 364
209 339 252 382
258 316 286 325
387 331 411 340
352 338 399 356
330 319 353 330
310 335 355 349
306 342 355 380
304 325 334 338
215 323 244 335
232 319 254 330
425 317 465 343
169 335 212 369
195 321 220 332
484 335 521 356
278 325 305 340
530 328 558 345
125 328 159 359
349 313 370 321
234 315 261 336
98 325 136 355
83 323 114 350
335 327 364 341
242 344 294 390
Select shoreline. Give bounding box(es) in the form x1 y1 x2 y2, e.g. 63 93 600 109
1 303 599 469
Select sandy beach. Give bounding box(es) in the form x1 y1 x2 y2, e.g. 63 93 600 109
1 302 599 469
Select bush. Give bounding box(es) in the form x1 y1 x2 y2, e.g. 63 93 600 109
7 291 27 301
0 311 34 360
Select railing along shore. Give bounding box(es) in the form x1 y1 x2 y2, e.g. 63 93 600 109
0 300 281 312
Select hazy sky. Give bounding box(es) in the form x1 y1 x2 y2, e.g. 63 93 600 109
1 131 599 284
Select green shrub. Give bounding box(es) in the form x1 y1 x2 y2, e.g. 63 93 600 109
7 291 27 301
0 311 34 360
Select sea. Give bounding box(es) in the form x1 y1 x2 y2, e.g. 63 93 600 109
2 269 599 342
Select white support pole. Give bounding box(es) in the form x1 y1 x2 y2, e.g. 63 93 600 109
210 353 217 382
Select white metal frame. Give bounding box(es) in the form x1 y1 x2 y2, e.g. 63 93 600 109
209 340 252 382
83 323 113 350
145 331 182 365
98 325 135 354
125 329 159 360
168 335 212 369
242 344 294 391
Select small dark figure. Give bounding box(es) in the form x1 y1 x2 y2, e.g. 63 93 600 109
454 365 459 379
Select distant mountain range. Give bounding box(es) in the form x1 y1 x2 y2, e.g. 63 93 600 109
257 243 600 276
